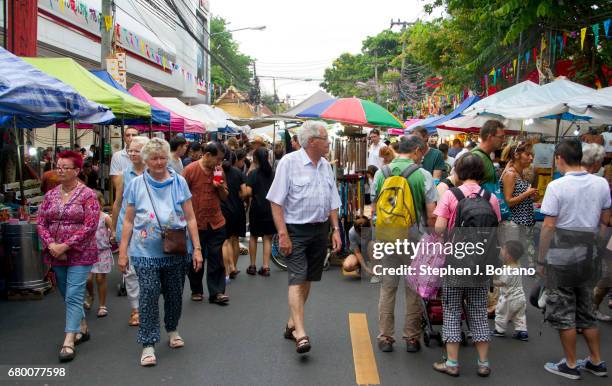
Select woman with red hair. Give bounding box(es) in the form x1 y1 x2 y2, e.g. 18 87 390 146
37 150 100 363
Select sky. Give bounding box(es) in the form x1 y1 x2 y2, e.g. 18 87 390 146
211 0 441 107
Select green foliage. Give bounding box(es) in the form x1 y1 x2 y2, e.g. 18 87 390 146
321 30 402 99
210 17 253 92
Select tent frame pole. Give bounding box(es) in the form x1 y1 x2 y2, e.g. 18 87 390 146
551 115 561 177
69 120 75 149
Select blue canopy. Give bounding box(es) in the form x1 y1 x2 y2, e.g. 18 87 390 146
422 96 481 134
90 70 170 126
0 47 114 128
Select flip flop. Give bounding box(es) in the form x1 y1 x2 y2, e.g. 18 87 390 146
168 331 185 348
140 347 156 367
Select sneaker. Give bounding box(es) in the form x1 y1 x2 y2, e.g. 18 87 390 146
512 331 529 341
576 358 608 377
433 361 460 377
406 338 421 353
594 310 612 322
544 359 581 380
491 329 505 337
377 336 394 352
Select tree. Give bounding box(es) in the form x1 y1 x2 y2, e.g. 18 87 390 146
210 16 253 93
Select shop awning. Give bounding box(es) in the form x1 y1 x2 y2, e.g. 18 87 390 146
22 57 151 119
154 97 213 131
0 47 114 128
91 71 169 126
405 115 443 133
420 96 481 133
128 84 205 134
463 81 540 116
567 86 612 124
191 104 241 133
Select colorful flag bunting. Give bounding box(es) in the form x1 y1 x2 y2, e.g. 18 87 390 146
525 51 530 65
104 15 112 32
541 35 546 52
513 58 517 74
580 27 586 50
532 47 537 62
604 19 611 38
593 23 600 47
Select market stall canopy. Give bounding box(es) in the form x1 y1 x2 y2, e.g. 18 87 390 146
420 96 481 134
90 70 170 126
463 80 540 116
23 57 151 119
437 114 580 136
282 90 333 118
128 84 205 134
480 78 594 120
191 104 241 133
0 48 114 128
567 86 612 124
405 115 442 132
296 97 404 128
404 118 422 128
154 97 212 131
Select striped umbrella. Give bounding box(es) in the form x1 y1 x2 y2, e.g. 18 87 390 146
296 97 403 128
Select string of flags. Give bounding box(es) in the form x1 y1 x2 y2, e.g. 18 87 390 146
482 18 611 88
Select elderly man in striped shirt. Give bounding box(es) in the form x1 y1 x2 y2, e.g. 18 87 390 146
267 120 342 355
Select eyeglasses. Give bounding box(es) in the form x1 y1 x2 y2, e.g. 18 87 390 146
55 166 77 172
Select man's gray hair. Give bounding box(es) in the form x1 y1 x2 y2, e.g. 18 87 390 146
399 135 425 154
581 143 605 167
141 137 170 162
130 136 150 149
298 120 327 148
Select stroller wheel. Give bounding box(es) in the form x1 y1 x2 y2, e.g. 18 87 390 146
424 332 431 347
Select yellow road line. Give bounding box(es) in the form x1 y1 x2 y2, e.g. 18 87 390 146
349 313 380 385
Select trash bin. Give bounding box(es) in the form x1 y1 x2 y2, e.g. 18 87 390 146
2 223 50 291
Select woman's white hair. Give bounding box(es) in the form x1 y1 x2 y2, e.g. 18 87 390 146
298 120 327 148
130 136 150 149
581 143 605 167
141 137 170 162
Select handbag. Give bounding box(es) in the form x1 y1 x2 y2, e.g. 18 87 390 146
143 176 188 255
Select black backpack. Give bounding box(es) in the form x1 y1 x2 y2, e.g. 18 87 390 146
448 187 500 281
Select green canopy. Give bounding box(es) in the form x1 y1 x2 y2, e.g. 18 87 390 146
22 57 151 119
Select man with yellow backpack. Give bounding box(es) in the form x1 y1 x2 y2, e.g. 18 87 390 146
371 135 437 353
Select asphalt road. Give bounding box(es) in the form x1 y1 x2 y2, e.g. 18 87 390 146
0 246 611 386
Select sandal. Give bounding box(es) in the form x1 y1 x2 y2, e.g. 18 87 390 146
75 329 90 345
140 347 156 367
295 336 311 354
284 325 296 340
58 345 76 363
97 306 108 318
258 267 270 277
239 246 249 255
209 294 230 305
168 331 185 348
229 270 240 279
83 294 93 310
191 293 204 302
128 310 140 327
246 265 257 275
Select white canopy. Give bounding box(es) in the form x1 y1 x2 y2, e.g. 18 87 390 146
439 114 584 136
191 104 242 131
481 78 594 120
154 98 214 130
463 80 540 116
567 86 612 124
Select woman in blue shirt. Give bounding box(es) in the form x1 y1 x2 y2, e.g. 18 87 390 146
118 138 203 367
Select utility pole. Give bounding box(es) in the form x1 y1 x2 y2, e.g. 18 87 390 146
101 0 114 70
272 77 278 114
391 19 414 119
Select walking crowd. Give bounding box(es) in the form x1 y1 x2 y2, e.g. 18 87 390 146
36 119 612 381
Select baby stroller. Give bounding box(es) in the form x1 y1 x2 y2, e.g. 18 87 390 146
422 288 470 347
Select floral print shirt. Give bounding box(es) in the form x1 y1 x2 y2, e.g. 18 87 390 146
37 184 100 266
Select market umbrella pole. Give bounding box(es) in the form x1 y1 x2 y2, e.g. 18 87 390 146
551 116 561 177
149 117 153 139
69 120 75 149
14 116 25 206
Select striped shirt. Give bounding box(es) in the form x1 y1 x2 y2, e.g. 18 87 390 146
267 148 341 224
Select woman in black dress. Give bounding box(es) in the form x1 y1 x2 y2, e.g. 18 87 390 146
220 150 248 279
245 148 276 276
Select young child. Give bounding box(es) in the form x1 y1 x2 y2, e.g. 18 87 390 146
492 240 528 341
85 191 113 318
342 216 374 277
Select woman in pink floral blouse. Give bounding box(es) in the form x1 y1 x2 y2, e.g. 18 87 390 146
37 151 100 363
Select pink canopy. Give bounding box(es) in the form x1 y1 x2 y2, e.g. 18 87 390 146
128 83 205 134
404 118 422 128
387 128 405 136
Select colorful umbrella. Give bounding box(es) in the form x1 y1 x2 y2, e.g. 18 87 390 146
296 97 403 128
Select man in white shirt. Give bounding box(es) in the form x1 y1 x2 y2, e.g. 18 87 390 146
539 139 611 380
110 127 139 187
367 128 387 169
267 120 342 355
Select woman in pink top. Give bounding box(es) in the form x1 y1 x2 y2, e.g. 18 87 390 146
37 151 100 363
431 153 501 378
